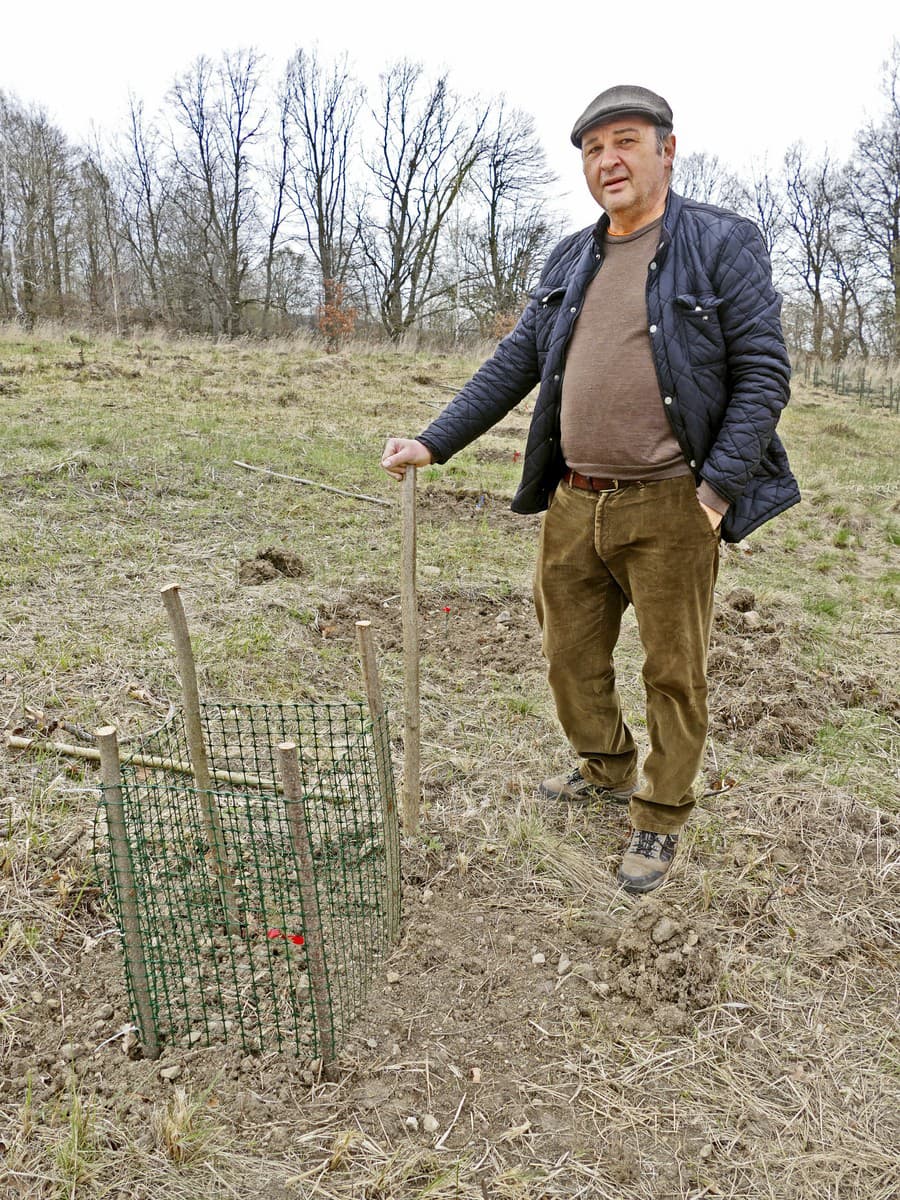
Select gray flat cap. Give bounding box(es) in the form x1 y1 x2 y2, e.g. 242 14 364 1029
571 85 674 147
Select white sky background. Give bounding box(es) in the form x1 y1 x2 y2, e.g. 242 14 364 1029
1 0 897 227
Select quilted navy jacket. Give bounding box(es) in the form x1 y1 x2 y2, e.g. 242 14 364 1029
418 189 799 543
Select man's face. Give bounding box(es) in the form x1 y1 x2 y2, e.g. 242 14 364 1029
581 116 675 234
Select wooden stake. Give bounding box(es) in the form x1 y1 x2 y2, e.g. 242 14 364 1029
277 742 336 1076
355 620 400 941
160 584 241 933
96 725 160 1061
399 467 421 834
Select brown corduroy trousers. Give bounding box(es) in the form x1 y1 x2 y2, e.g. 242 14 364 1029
533 475 720 835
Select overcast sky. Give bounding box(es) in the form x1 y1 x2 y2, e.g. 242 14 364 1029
2 1 897 225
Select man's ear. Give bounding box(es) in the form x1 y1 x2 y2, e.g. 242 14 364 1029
663 133 676 170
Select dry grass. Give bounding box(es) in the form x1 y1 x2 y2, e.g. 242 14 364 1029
0 327 897 1198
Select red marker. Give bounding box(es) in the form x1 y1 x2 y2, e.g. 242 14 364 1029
266 928 304 946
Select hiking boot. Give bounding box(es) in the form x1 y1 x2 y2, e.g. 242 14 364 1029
617 829 679 894
539 767 636 805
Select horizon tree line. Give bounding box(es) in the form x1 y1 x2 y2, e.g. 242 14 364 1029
0 41 898 358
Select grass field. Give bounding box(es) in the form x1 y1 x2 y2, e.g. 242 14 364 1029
1 326 898 1198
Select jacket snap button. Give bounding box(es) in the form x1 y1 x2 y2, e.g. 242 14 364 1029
569 306 577 313
690 459 697 468
649 262 657 271
664 396 672 405
649 324 657 333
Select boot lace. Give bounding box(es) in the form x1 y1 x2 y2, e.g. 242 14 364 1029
628 830 676 861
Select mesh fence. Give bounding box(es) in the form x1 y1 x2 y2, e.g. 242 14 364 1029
96 700 398 1060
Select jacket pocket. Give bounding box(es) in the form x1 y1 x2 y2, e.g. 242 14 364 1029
674 293 725 364
532 286 567 362
530 285 566 308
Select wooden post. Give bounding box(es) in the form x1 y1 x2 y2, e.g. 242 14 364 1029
355 620 400 941
160 584 241 934
96 726 160 1060
399 467 421 834
277 742 336 1076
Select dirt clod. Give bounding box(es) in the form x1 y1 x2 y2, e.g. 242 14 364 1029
725 587 757 611
651 915 680 944
596 898 722 1032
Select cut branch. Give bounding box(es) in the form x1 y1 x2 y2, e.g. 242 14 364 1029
233 460 391 506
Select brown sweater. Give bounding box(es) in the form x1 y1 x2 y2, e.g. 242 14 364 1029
561 217 691 482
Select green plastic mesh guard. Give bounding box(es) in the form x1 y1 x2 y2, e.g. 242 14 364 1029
96 700 398 1059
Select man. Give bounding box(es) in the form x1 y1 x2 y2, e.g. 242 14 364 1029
382 85 798 894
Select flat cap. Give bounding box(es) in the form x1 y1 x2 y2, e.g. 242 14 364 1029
571 85 673 147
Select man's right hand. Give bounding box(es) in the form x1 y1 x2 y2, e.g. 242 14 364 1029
380 438 434 480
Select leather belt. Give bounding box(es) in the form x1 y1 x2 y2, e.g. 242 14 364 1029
562 469 642 493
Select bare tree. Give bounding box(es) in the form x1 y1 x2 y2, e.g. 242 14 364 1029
0 94 74 325
0 92 26 320
260 78 291 330
675 151 746 211
782 145 845 358
848 40 900 356
746 162 786 262
824 230 869 359
117 99 174 321
169 49 266 335
360 61 489 340
460 102 558 336
282 49 362 314
75 149 125 328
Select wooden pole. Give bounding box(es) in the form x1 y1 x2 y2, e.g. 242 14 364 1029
5 735 278 792
355 620 400 941
277 742 336 1077
160 584 241 934
96 725 160 1061
399 467 421 834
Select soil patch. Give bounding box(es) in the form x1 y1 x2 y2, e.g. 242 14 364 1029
708 588 897 755
488 424 531 440
323 587 542 678
415 487 540 535
473 446 523 466
238 547 307 586
3 831 720 1163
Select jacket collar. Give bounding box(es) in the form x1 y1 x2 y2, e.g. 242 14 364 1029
591 187 684 257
